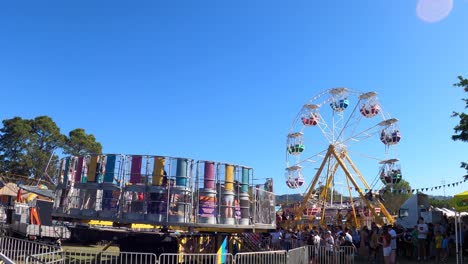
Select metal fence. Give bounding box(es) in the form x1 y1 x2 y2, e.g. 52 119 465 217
159 253 233 264
26 249 158 264
235 250 287 264
0 252 15 264
306 245 355 264
0 235 355 264
0 236 60 263
287 246 307 264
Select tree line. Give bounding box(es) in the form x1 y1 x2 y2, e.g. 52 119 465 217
0 116 102 186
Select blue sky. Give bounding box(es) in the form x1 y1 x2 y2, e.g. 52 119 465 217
0 0 467 196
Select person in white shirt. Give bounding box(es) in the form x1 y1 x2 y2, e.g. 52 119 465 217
344 227 353 243
388 225 397 264
325 231 335 252
417 217 428 261
311 231 321 263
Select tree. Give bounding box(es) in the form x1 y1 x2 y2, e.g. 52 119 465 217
381 179 412 215
429 197 454 209
452 76 468 178
0 117 34 176
0 116 65 180
0 116 103 185
63 128 102 156
314 185 342 204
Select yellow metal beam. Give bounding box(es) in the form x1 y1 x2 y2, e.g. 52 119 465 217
320 179 328 227
344 171 358 228
295 146 333 219
345 154 395 225
329 146 382 224
319 159 340 226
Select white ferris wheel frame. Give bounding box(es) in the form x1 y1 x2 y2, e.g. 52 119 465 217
285 87 400 194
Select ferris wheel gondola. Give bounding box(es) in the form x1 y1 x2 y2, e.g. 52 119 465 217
285 165 304 189
379 159 402 185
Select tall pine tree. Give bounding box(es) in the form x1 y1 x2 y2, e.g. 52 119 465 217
452 76 468 178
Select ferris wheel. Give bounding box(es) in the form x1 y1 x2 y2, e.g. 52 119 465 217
285 87 401 226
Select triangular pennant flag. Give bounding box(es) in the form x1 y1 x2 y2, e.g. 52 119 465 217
407 190 411 194
412 189 415 193
431 188 433 191
365 189 368 192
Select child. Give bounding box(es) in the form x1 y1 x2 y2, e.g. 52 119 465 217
434 230 443 263
441 233 449 263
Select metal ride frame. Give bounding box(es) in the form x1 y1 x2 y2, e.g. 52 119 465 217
295 144 395 226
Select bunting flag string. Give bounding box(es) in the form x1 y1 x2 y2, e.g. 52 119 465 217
357 179 465 194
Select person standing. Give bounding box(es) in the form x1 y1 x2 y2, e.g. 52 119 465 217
325 231 335 262
368 226 379 263
434 230 443 263
388 225 398 264
359 226 369 256
417 217 429 261
380 227 392 264
441 233 449 263
411 225 419 260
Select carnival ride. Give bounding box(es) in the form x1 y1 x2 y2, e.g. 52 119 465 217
51 154 275 254
285 88 402 227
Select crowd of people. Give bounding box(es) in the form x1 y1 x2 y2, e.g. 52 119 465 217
260 214 467 263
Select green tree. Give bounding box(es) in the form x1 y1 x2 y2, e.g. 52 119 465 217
0 117 33 176
63 128 102 156
452 76 468 178
381 179 412 215
0 116 65 180
315 185 342 204
0 116 103 186
429 197 454 208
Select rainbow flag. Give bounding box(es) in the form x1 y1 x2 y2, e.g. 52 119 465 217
217 237 227 264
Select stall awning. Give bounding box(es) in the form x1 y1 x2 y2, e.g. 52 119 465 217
454 190 468 212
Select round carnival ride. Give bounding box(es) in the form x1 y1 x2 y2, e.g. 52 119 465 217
51 154 276 254
285 87 402 227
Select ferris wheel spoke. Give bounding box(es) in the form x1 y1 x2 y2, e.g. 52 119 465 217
290 149 328 168
316 115 334 143
336 97 363 144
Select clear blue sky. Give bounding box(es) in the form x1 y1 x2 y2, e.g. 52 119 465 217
0 0 467 196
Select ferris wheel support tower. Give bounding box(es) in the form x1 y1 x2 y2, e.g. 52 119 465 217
296 144 394 226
